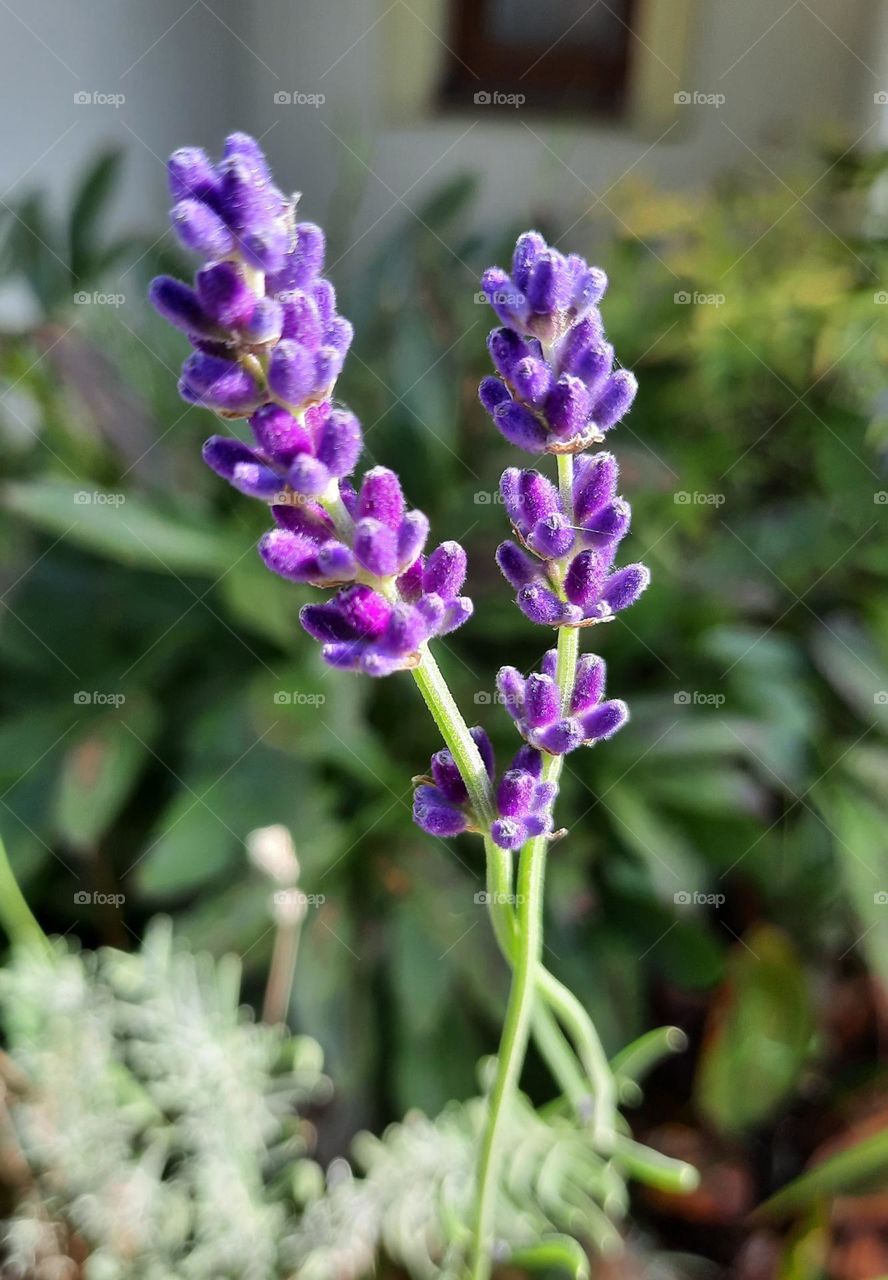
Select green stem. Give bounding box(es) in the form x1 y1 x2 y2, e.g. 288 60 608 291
0 834 49 953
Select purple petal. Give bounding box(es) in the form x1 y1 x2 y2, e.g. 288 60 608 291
600 564 650 614
268 223 325 292
242 298 283 345
581 498 631 553
512 746 542 777
564 550 607 609
358 467 404 528
494 400 548 453
149 277 218 339
251 404 313 459
497 769 535 818
496 541 540 590
259 529 322 582
280 290 323 347
593 370 638 432
171 199 234 258
516 584 582 627
490 817 525 851
479 377 511 417
528 513 575 560
542 650 558 679
573 452 619 524
378 602 429 658
414 785 468 837
526 250 572 315
579 699 629 742
397 511 430 570
354 517 398 577
168 147 219 205
517 469 559 527
195 261 256 328
288 454 331 497
535 719 584 755
511 232 547 292
570 654 606 714
496 666 525 719
268 339 316 406
524 674 559 729
202 436 281 498
544 376 591 441
423 541 467 599
511 357 553 406
316 407 362 478
430 749 468 804
438 596 473 635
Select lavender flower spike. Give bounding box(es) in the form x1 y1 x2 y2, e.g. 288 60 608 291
479 233 637 454
495 453 650 627
498 651 628 755
150 133 473 676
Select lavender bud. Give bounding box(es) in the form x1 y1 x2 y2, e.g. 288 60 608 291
358 468 404 528
195 261 257 328
202 436 280 497
149 277 218 339
593 370 638 432
181 353 262 414
171 199 234 257
268 340 315 406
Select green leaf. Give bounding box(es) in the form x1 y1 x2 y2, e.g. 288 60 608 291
3 480 243 576
506 1234 591 1278
69 149 123 284
53 698 160 848
137 786 240 897
694 925 814 1134
815 782 888 988
810 616 888 731
756 1127 888 1218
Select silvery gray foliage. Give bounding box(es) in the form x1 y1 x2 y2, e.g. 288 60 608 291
0 920 330 1280
288 1088 632 1280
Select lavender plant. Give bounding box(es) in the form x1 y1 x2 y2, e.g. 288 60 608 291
149 133 694 1277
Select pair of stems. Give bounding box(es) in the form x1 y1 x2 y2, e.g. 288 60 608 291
411 455 614 1280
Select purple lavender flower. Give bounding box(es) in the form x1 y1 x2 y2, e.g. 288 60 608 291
478 233 636 454
489 747 556 851
497 651 628 755
495 454 649 627
413 728 495 836
151 133 473 676
412 736 555 851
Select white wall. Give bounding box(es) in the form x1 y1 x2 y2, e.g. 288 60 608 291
0 0 884 249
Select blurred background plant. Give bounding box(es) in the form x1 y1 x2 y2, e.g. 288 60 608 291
1 127 888 1276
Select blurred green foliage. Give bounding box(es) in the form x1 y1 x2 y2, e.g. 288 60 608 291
1 145 888 1274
